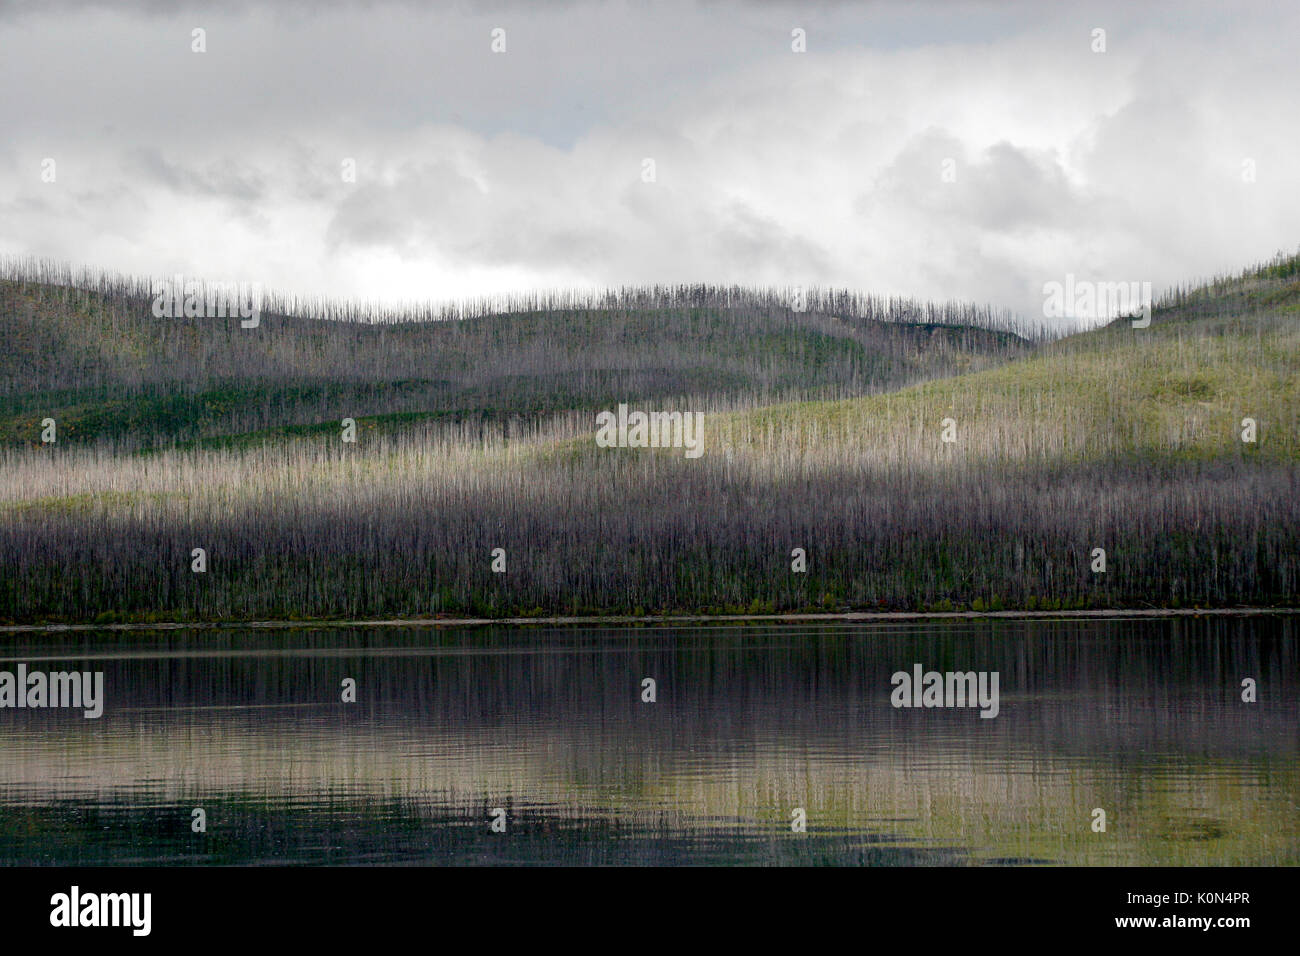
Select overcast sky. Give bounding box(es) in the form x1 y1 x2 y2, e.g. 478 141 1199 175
1 0 1297 321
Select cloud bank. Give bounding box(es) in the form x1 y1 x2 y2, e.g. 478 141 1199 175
1 0 1297 321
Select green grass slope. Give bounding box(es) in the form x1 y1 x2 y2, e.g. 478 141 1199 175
719 265 1300 467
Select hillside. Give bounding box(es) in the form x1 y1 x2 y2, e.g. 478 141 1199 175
0 268 1030 450
719 256 1300 466
0 252 1295 623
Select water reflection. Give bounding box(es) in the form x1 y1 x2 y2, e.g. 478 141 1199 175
0 616 1296 865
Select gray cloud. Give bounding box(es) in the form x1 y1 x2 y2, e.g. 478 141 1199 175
126 149 267 202
0 0 1297 320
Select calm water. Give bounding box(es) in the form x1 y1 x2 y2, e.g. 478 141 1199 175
0 616 1296 866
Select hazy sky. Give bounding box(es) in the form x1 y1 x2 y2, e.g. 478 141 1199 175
1 0 1297 320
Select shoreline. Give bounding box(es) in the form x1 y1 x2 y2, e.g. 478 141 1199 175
0 606 1296 634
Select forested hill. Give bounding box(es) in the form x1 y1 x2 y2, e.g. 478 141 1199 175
0 264 1031 448
0 252 1296 622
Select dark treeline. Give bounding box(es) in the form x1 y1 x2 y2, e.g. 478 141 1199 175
2 456 1296 623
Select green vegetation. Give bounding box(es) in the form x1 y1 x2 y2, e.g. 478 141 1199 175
0 263 1032 451
0 253 1296 623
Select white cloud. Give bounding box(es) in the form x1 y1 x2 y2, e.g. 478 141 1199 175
0 0 1297 321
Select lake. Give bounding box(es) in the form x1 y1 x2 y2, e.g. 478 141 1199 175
0 615 1296 866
